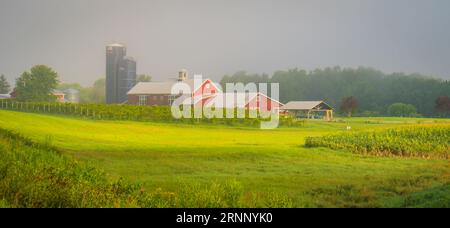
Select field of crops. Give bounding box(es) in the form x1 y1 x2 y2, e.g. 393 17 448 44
0 101 303 127
305 126 450 159
0 109 449 208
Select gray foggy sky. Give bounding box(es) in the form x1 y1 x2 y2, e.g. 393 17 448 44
1 0 450 86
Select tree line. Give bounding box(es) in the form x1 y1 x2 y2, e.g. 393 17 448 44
2 65 450 117
221 67 450 117
0 65 151 103
58 74 151 103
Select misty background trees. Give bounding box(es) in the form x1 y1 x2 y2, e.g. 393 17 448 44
221 67 450 117
137 74 152 83
57 73 153 103
388 103 418 117
58 78 105 103
3 64 449 117
0 74 10 94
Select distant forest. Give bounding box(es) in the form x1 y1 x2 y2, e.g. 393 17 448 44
220 67 450 117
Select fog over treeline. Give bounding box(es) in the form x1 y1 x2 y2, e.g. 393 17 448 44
221 67 450 117
1 0 450 86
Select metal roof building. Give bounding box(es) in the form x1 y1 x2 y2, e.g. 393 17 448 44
0 94 10 99
280 101 334 121
127 79 197 95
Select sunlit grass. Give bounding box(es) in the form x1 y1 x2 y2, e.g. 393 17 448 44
1 110 449 207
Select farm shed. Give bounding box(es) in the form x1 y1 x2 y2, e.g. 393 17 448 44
280 101 334 121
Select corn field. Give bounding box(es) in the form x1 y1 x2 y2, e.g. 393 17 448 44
305 126 450 159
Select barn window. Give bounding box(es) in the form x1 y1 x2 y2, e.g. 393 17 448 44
138 95 148 106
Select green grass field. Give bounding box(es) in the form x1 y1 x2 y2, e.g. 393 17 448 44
0 109 449 207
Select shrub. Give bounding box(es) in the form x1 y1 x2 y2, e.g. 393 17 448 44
0 128 142 207
388 103 418 117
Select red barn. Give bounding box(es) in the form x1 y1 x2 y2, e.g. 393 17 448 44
201 92 283 112
127 72 220 106
127 70 282 112
245 92 283 111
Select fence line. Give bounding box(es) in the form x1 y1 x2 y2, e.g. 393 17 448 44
0 100 98 119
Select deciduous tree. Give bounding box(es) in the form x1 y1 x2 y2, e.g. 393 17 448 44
15 65 59 102
340 96 359 117
435 96 450 116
